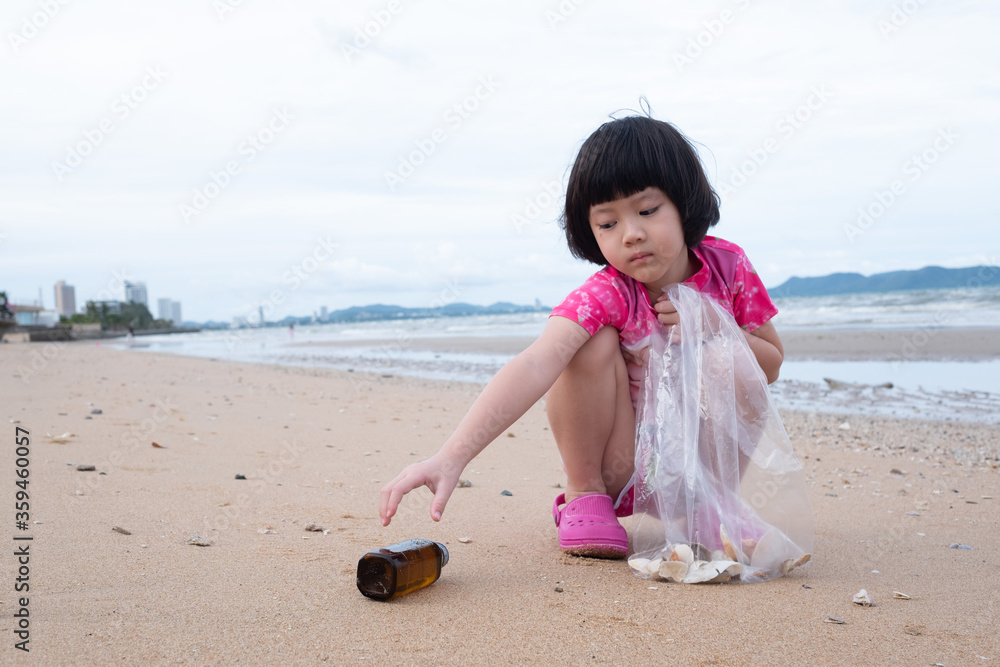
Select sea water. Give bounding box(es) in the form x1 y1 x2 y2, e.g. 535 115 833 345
109 286 1000 423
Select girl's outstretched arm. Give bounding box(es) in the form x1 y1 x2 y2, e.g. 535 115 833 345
379 316 591 526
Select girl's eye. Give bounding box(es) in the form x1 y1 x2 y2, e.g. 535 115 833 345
597 221 616 230
639 207 659 216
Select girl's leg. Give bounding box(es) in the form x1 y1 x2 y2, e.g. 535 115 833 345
546 325 635 503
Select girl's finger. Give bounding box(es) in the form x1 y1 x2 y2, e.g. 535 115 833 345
381 474 422 526
379 470 409 523
429 483 455 522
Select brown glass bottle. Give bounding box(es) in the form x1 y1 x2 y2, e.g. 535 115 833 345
356 539 449 600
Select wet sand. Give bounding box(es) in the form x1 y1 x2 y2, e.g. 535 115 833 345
1 342 998 664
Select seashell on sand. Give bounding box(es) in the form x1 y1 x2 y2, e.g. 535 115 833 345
683 560 742 584
852 589 873 606
824 616 845 624
657 560 688 582
669 544 694 566
893 591 911 600
627 557 651 575
627 556 664 578
780 553 812 575
186 534 212 547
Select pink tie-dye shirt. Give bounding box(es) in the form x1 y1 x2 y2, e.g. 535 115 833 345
550 236 778 403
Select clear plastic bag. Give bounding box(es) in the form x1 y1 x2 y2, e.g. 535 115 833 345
627 284 814 584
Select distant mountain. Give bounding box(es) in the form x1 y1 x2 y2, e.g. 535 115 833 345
770 265 999 298
267 301 546 327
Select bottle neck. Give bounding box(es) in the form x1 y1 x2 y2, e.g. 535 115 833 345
436 542 449 567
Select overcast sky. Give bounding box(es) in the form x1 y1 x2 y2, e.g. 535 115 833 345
2 0 997 322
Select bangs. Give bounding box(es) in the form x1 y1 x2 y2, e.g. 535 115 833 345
572 120 665 210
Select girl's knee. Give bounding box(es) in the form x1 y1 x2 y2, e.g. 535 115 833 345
570 326 623 374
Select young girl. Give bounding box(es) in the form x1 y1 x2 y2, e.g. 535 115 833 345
379 115 783 559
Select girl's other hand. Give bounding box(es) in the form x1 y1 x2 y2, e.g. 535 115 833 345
654 294 680 327
379 452 463 526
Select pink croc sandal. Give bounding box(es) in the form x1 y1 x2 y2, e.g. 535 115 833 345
553 493 628 559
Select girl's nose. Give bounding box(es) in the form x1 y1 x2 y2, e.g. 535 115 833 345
622 216 645 244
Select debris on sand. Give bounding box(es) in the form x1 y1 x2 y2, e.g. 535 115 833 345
852 589 873 607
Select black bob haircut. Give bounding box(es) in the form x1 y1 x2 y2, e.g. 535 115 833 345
562 116 720 266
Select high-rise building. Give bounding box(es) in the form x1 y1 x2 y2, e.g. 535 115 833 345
157 298 183 325
157 298 173 320
54 280 76 316
320 306 328 321
123 281 148 307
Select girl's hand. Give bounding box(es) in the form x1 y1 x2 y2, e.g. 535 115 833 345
654 294 680 327
379 452 464 526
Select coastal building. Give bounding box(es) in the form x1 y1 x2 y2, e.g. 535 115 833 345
158 298 183 325
54 280 76 316
123 281 148 307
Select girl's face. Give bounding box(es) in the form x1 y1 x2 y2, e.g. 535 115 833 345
589 187 695 297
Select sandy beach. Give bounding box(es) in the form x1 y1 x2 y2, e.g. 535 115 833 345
2 338 998 665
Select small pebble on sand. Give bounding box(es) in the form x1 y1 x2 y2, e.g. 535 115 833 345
76 464 96 471
187 535 212 547
235 474 246 480
500 490 513 496
457 479 472 488
304 522 324 532
112 526 131 535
